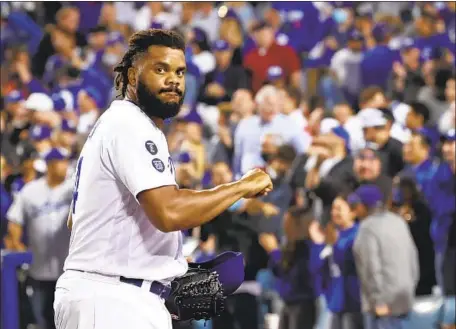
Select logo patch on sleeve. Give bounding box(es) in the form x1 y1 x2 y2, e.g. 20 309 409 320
152 158 165 172
145 140 158 155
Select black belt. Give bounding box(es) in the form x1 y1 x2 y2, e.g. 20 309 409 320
120 276 171 299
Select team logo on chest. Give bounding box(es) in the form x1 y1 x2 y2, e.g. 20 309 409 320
145 140 158 155
152 158 165 172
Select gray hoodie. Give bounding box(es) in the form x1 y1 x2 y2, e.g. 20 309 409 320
353 210 419 315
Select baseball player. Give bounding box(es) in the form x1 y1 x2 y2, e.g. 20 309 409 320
54 29 273 329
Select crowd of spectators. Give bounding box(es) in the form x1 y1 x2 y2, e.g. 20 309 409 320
0 2 455 329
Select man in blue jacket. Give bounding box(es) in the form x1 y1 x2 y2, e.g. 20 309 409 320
360 23 400 90
428 129 456 291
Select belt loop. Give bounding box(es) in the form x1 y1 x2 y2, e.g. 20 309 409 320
141 280 152 292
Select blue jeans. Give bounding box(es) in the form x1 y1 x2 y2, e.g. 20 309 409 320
435 250 445 292
441 296 456 326
315 296 331 329
363 313 407 329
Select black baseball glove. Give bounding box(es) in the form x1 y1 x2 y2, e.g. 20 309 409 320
165 266 225 322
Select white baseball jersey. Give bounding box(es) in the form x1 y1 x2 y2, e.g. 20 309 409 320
7 177 73 280
63 100 188 283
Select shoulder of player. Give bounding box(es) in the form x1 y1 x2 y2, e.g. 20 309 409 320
105 100 163 136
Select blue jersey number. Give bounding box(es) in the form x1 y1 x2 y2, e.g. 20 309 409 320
72 157 84 214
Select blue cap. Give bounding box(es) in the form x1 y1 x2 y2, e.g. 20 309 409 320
182 110 203 125
267 66 284 81
442 128 456 142
43 148 70 162
106 32 125 47
192 27 207 43
5 90 24 103
372 23 391 42
150 22 163 29
29 125 52 141
84 86 103 108
400 38 417 51
251 20 271 32
332 126 351 154
61 119 77 133
212 39 230 52
348 29 364 41
348 184 384 208
225 8 240 21
189 251 245 295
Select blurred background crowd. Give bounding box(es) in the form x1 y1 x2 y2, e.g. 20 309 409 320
0 1 455 329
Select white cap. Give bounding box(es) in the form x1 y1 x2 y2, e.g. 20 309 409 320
24 93 54 112
358 108 388 128
320 118 339 134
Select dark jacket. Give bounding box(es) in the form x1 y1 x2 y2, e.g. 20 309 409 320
378 137 405 178
198 65 250 106
268 240 315 304
386 67 426 103
32 30 87 79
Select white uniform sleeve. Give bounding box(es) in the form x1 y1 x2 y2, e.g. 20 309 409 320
106 124 177 199
6 191 26 226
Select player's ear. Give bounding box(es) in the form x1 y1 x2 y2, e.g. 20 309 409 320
127 67 137 87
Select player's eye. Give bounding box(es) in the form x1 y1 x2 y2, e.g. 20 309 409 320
156 67 165 74
176 70 185 77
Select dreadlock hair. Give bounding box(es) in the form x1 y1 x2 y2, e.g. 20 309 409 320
113 29 186 98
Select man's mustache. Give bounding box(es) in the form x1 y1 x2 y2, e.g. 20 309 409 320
160 88 183 96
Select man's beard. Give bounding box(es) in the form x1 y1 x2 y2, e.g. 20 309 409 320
136 80 185 120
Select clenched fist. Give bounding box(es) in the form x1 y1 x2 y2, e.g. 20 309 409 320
240 169 273 198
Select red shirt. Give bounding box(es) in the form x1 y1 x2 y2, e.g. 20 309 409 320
243 42 301 93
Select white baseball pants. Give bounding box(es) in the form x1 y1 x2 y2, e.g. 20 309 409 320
54 270 172 329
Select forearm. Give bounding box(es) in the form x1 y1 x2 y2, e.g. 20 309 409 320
156 182 247 232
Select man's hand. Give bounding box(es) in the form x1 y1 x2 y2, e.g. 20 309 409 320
375 304 390 317
259 233 279 253
239 169 273 198
309 220 326 244
206 83 226 97
261 203 280 217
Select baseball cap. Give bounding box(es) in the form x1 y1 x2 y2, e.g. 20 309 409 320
358 108 389 128
191 27 208 43
347 184 384 208
372 23 391 43
182 110 203 125
212 39 230 52
52 90 75 113
400 38 417 51
151 22 163 29
251 20 271 32
88 25 108 34
267 66 284 81
61 119 77 133
25 93 54 112
319 118 339 134
43 147 70 162
106 32 125 47
348 29 364 42
5 90 24 103
83 87 103 108
442 128 456 142
29 125 52 141
356 146 381 160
